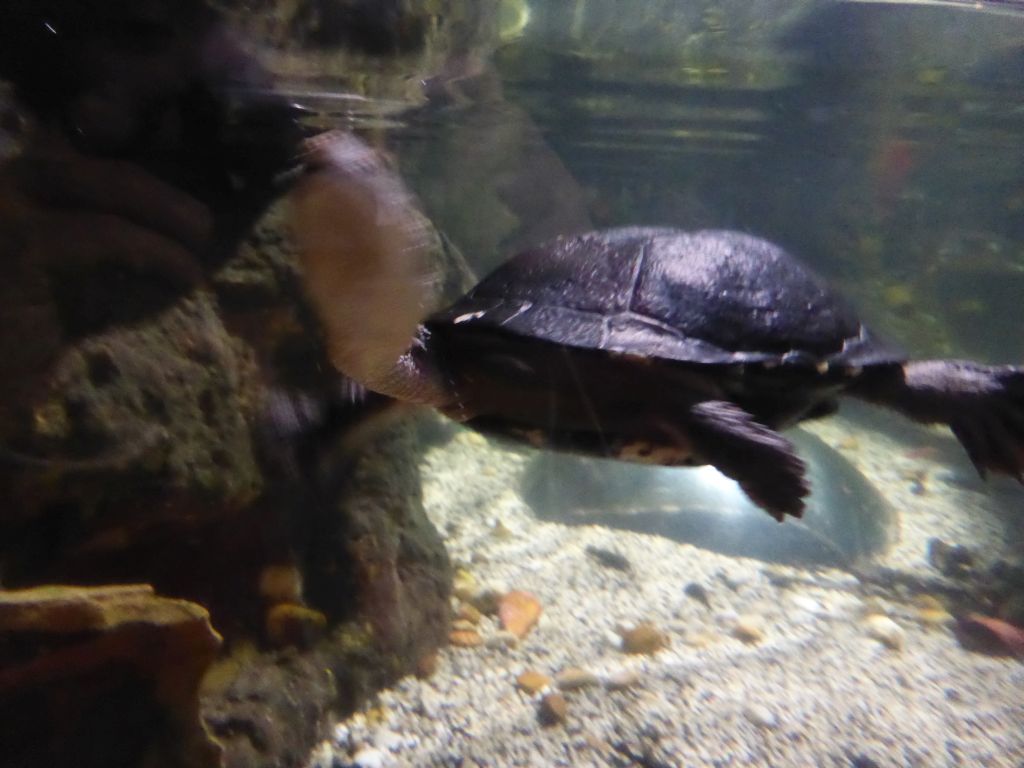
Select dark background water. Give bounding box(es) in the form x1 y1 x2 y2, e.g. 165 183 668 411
402 0 1024 365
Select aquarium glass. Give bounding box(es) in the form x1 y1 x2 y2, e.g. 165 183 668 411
1 1 1022 767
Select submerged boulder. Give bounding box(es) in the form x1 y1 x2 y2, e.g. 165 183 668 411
0 198 453 768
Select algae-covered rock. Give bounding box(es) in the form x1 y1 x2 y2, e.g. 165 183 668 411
201 641 339 768
19 289 263 503
0 181 454 768
306 412 454 669
0 285 272 618
193 412 452 768
0 4 466 766
0 583 222 768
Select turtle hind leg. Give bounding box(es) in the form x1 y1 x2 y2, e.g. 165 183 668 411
681 400 809 521
854 360 1024 481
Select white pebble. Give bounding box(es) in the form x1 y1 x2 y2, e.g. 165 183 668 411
604 667 642 690
715 609 740 625
603 629 624 648
789 595 825 616
556 667 601 691
333 724 351 747
416 690 441 718
744 704 780 730
485 630 520 649
307 741 334 768
865 614 905 651
373 729 405 752
351 746 389 768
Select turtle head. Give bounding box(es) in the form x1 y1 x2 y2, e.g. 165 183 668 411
289 131 453 408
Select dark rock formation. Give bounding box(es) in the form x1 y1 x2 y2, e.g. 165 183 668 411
0 196 453 767
0 3 490 765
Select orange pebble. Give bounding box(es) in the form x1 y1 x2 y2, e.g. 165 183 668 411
449 629 484 647
515 669 552 694
498 590 542 639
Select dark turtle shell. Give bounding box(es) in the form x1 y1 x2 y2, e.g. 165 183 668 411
429 227 904 369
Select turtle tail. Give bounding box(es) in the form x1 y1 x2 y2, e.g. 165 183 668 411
853 360 1024 481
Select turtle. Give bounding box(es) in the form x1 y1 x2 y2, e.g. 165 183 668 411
294 209 1024 520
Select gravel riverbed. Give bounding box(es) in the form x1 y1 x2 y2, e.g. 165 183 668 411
312 410 1024 768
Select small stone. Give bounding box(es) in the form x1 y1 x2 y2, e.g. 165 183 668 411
373 729 405 751
717 571 744 591
416 689 441 718
914 607 953 628
603 628 624 648
265 603 327 648
837 436 860 452
463 431 488 447
763 568 796 589
555 667 601 691
364 706 389 726
926 538 974 578
859 596 888 615
538 692 568 726
485 630 520 649
912 595 952 627
351 746 388 768
914 594 944 611
449 629 484 647
732 614 765 644
585 546 632 572
491 520 515 540
258 564 304 604
604 667 642 691
456 603 483 624
865 614 905 650
790 595 825 616
498 590 542 639
682 630 718 649
744 704 779 729
333 723 351 746
452 568 477 602
618 622 669 654
415 651 439 679
468 589 503 616
451 618 477 632
307 741 334 768
516 669 552 694
684 582 711 609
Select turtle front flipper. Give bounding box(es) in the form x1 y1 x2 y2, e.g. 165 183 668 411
855 360 1024 481
683 400 809 521
290 132 443 403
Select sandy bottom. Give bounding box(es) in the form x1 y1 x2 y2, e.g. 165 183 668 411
313 409 1024 768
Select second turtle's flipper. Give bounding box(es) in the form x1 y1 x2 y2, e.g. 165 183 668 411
684 400 809 521
865 360 1024 482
